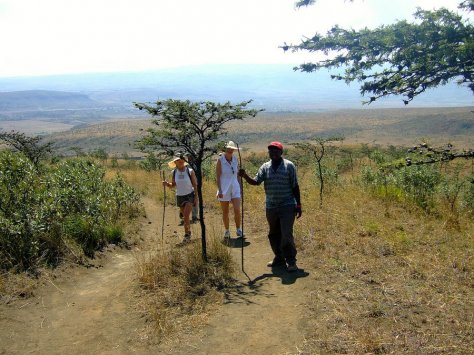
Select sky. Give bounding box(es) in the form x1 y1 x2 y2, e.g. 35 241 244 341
0 0 464 77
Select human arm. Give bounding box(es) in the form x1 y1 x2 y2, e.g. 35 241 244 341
238 169 259 186
293 184 302 218
191 170 198 206
162 172 176 188
216 158 223 198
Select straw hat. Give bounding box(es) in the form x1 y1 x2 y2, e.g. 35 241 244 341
167 156 188 169
225 141 240 150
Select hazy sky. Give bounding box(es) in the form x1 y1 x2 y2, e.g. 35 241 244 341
0 0 463 77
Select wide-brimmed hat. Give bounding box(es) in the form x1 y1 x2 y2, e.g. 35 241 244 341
268 141 283 151
225 141 240 150
167 156 188 169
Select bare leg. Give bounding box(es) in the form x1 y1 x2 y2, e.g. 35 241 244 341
220 201 230 230
231 198 241 229
182 203 193 234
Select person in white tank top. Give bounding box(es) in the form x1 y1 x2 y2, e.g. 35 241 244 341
163 156 198 243
216 141 243 239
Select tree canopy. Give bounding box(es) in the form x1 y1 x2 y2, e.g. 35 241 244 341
134 99 261 260
287 0 474 104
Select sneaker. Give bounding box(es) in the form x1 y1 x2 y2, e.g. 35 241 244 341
236 228 244 238
287 262 298 272
267 258 286 267
223 230 231 239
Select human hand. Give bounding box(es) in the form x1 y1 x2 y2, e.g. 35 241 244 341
295 205 302 219
238 169 246 177
162 181 168 187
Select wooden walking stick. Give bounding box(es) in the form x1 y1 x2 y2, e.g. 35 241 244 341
236 142 245 272
161 170 167 251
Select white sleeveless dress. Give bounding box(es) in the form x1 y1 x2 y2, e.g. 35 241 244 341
217 155 241 201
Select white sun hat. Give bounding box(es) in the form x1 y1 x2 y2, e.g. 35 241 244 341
225 141 240 150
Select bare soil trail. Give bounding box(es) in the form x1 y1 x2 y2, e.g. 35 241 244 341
1 197 314 355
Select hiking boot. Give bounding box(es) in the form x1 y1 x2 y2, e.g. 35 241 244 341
267 258 286 267
223 230 231 239
182 232 191 243
236 228 244 238
287 262 298 272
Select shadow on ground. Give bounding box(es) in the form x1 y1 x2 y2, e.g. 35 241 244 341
250 265 309 286
221 238 251 248
223 266 309 305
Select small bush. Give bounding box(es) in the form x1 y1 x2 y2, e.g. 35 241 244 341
136 235 234 338
0 152 140 271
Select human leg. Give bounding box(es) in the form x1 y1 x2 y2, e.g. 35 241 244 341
266 208 285 263
278 205 297 266
220 201 230 230
231 198 241 229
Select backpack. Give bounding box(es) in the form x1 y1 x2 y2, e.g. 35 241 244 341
173 167 192 181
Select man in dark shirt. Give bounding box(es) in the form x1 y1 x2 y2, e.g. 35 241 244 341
239 141 302 271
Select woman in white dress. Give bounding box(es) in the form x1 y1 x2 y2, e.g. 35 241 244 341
216 141 243 239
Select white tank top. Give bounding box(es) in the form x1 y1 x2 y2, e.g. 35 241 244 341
173 167 194 196
218 154 240 195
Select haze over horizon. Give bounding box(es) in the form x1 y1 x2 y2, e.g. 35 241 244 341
0 0 463 78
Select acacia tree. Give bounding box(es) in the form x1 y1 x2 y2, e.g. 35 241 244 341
286 0 474 104
293 137 343 208
134 99 260 261
0 130 53 168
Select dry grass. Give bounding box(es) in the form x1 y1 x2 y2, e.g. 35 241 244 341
134 233 235 343
0 271 39 305
255 168 473 354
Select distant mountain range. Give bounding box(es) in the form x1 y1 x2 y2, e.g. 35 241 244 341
0 64 472 118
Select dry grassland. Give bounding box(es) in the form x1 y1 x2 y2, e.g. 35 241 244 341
113 152 473 353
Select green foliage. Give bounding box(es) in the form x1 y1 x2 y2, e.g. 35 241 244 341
0 152 140 271
461 173 474 214
395 165 442 210
0 130 54 167
288 2 474 103
89 148 108 161
139 151 167 172
0 152 40 270
134 98 262 261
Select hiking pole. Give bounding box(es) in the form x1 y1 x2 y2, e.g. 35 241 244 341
161 170 167 251
236 142 245 273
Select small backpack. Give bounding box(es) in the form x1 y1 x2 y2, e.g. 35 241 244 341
173 167 192 181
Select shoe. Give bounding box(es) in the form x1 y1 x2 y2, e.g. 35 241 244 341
178 220 184 226
182 232 191 243
191 217 199 224
236 228 244 238
267 258 286 267
287 262 298 272
223 230 231 239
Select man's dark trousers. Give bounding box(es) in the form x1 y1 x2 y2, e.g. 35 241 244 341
265 205 297 264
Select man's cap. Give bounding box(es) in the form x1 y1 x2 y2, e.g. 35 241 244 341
268 141 283 151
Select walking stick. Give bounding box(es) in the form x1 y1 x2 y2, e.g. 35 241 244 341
161 170 167 251
236 142 244 272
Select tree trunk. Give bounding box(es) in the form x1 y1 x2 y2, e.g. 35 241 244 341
195 165 207 262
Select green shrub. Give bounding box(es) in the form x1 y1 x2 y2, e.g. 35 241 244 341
0 153 140 271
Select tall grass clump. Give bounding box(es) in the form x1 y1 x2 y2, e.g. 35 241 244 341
136 235 234 340
0 151 141 271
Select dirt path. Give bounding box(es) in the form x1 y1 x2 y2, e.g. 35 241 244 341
0 198 313 355
158 210 312 355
